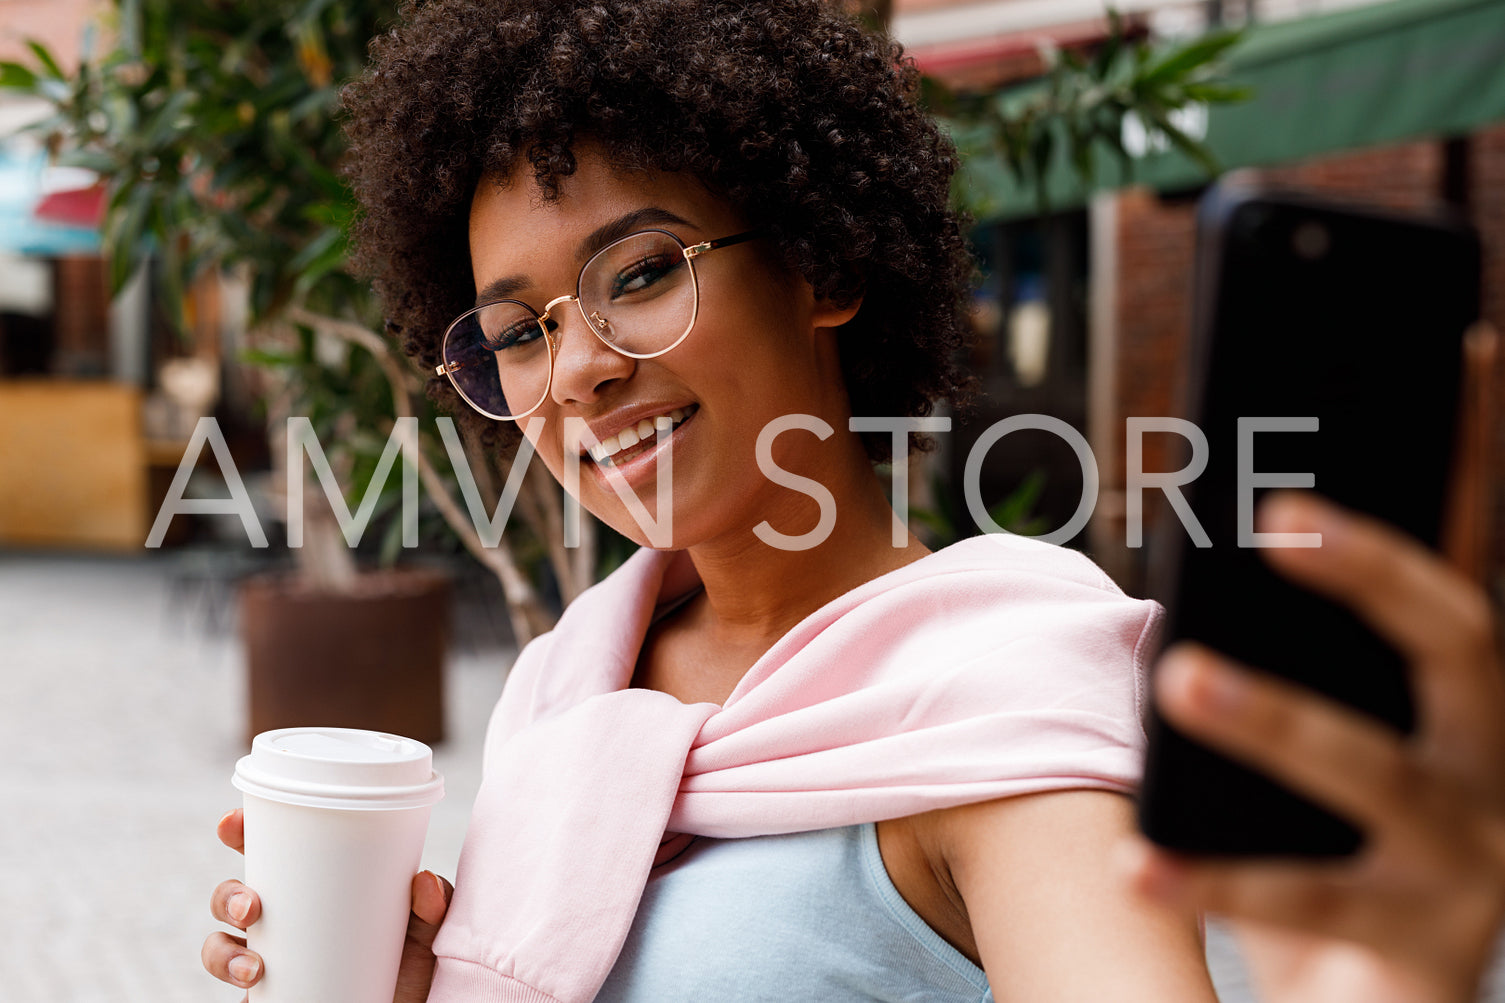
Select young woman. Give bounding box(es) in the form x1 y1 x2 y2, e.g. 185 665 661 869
203 2 1505 1000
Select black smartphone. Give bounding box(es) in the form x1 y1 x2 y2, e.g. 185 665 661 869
1136 180 1480 857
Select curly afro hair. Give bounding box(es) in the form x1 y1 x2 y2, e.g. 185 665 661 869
343 0 977 462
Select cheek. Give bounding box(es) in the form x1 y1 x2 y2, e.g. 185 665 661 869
518 417 568 483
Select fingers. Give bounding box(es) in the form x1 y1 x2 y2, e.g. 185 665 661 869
1256 493 1498 674
1120 837 1372 939
1120 827 1505 998
217 809 245 854
210 878 262 931
1254 493 1505 798
208 811 258 990
202 930 263 990
1118 836 1459 970
1154 644 1420 832
393 873 453 1003
408 871 454 949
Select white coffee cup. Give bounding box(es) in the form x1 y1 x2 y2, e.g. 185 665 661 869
232 727 445 1003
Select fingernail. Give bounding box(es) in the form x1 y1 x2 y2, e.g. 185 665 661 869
217 810 235 827
228 891 252 923
228 954 260 985
1262 491 1344 545
1113 836 1188 903
1198 662 1249 713
1162 651 1246 715
1134 850 1188 903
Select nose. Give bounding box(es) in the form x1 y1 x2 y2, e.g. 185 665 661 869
545 296 635 406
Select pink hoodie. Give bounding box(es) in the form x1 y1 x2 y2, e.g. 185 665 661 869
428 533 1161 1002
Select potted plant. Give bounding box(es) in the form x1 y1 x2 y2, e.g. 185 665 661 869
1 0 597 743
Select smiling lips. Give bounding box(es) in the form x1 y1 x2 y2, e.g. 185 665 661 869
586 405 698 466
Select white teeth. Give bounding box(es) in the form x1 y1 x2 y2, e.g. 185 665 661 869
586 406 695 463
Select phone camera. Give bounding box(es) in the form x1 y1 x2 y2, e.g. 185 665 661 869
1291 220 1331 261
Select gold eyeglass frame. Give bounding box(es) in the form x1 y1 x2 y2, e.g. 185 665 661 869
435 226 763 421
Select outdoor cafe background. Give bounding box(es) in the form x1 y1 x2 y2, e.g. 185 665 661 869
0 0 1502 617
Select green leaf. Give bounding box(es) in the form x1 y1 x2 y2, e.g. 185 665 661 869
292 254 349 298
240 348 301 369
0 61 38 90
1139 30 1244 87
119 0 143 59
301 199 354 228
36 78 68 103
1145 106 1221 176
988 470 1047 532
293 0 341 31
1180 81 1254 104
918 73 957 115
1069 118 1093 182
378 509 406 567
1029 126 1055 214
58 150 119 174
287 85 337 124
1092 9 1124 80
144 87 197 147
907 506 953 543
105 184 152 294
25 40 65 80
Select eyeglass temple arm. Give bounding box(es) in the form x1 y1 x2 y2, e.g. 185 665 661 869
684 228 765 259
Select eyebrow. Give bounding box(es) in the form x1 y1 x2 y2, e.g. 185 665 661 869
473 206 698 307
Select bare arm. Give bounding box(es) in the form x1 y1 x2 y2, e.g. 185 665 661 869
936 789 1219 1002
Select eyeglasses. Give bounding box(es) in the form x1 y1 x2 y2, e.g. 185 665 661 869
435 227 762 421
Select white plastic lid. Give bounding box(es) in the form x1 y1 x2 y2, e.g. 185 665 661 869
233 727 444 810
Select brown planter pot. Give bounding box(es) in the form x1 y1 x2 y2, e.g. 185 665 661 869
240 568 449 745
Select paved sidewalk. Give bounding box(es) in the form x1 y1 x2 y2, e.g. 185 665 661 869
2 551 1501 1002
0 551 509 1003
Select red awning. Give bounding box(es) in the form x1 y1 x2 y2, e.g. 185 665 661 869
33 183 106 229
907 16 1144 90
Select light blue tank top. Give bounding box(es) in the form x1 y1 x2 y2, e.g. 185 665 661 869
595 823 995 1002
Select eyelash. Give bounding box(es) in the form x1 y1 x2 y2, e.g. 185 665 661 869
610 254 680 297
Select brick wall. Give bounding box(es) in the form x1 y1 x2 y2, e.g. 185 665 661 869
0 0 108 71
1470 123 1505 605
52 254 111 376
1112 187 1200 488
1104 131 1505 605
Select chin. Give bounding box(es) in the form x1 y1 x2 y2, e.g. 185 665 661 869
582 498 681 551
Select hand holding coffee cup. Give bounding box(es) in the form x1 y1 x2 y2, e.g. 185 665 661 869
202 728 448 1003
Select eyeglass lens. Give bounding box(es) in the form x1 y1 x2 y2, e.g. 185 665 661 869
443 230 698 419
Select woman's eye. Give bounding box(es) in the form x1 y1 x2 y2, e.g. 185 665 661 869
484 320 543 351
611 254 681 298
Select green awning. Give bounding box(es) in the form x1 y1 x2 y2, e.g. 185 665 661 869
957 0 1505 220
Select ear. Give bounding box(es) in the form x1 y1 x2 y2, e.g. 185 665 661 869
812 290 863 331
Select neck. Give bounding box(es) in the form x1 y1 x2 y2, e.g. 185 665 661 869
683 441 930 657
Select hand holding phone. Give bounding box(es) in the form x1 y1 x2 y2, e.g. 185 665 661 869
1137 182 1480 856
1124 492 1505 1003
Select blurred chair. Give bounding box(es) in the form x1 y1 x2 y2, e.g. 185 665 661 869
0 379 148 550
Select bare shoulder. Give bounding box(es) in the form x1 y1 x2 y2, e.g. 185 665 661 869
916 791 1219 1002
928 787 1139 860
